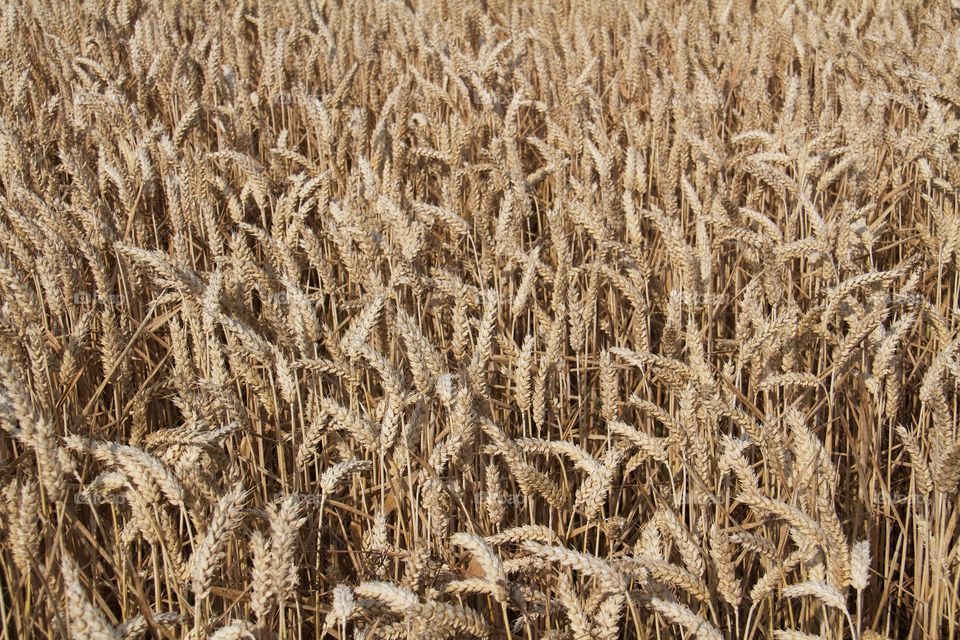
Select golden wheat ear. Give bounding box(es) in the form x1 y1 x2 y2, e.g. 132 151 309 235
1 0 958 637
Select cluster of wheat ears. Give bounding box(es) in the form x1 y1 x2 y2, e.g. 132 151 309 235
0 0 958 638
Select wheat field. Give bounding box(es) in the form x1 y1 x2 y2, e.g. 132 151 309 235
0 0 958 638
